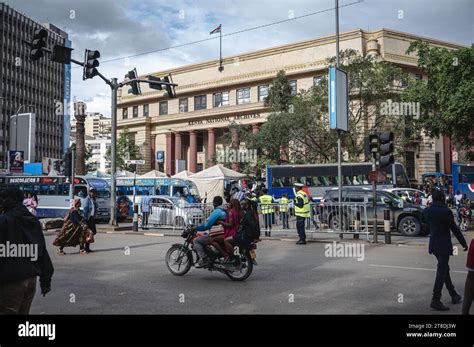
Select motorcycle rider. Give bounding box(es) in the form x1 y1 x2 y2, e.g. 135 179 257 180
193 196 227 268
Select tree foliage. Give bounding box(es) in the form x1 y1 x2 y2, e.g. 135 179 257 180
404 40 474 160
105 127 143 171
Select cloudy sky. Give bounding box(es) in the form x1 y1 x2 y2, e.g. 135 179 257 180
4 0 473 116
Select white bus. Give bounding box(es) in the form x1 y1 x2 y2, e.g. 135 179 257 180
0 175 111 222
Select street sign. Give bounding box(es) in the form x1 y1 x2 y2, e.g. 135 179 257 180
328 66 348 132
125 160 145 165
156 151 164 163
368 170 387 184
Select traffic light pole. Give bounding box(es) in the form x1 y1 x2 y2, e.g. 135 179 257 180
372 154 378 243
335 0 343 235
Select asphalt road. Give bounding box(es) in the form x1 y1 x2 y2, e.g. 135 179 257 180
30 232 472 314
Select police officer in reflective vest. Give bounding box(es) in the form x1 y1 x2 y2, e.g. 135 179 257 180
259 188 275 237
279 193 289 229
294 183 310 244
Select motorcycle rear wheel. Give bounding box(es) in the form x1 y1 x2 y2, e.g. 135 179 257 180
224 252 253 281
165 245 192 276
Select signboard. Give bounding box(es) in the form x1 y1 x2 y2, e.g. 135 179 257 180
63 38 72 154
8 150 24 173
125 160 145 165
6 176 66 184
156 151 165 163
328 67 348 132
368 170 387 184
9 113 36 162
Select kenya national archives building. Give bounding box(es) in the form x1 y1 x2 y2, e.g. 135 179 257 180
116 28 465 184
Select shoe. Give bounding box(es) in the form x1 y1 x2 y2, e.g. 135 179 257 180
451 294 462 304
79 249 87 255
196 258 209 268
85 249 94 253
430 301 450 311
296 240 307 245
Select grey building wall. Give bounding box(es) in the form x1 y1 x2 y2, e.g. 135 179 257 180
0 2 67 168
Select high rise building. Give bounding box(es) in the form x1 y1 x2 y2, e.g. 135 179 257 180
0 2 70 168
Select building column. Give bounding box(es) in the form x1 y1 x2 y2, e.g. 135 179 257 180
252 123 260 134
189 131 197 172
443 136 452 174
150 134 156 170
165 132 174 176
175 132 182 161
207 128 216 167
230 127 240 172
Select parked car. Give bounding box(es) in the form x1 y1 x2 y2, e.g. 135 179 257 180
384 188 428 206
138 195 205 227
319 188 427 236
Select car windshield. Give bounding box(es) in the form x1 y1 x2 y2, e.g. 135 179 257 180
95 189 111 198
384 191 404 204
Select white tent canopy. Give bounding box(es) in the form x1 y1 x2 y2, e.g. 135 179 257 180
189 164 246 180
172 170 194 179
116 170 135 177
189 164 247 201
139 169 167 178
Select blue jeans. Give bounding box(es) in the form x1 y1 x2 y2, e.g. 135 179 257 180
263 214 272 230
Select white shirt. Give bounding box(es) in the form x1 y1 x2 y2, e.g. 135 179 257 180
455 194 463 205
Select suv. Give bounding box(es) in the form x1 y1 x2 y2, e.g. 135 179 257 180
319 188 427 236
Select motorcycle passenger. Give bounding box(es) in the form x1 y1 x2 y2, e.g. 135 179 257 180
213 199 242 261
224 198 260 261
194 196 227 268
460 194 472 219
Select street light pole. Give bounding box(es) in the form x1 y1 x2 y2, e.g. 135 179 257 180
335 0 343 235
110 78 118 226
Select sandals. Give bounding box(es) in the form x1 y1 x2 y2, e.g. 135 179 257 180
79 249 87 255
57 249 66 255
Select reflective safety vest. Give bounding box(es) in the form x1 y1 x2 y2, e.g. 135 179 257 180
280 197 289 212
259 194 274 214
294 190 310 218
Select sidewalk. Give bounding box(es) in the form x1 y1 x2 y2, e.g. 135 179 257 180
74 222 472 247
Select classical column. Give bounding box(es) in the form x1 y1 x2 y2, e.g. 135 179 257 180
207 128 216 167
165 132 174 176
189 131 197 172
150 134 156 170
251 123 260 134
230 127 240 172
175 132 182 161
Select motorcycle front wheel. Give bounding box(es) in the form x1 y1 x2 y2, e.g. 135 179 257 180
460 219 470 232
224 252 253 281
165 245 192 276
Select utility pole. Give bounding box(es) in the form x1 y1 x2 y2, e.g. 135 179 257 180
335 0 343 234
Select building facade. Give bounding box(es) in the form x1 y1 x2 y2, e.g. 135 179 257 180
71 113 111 138
85 135 111 173
0 3 69 168
117 28 464 184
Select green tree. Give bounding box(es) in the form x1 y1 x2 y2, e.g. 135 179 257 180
105 127 143 171
404 40 474 160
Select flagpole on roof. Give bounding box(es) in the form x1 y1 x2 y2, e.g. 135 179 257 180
210 24 224 72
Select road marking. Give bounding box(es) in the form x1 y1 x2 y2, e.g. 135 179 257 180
370 264 467 274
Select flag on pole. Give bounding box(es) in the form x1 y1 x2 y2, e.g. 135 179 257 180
210 24 221 35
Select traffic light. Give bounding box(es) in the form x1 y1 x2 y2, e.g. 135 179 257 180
83 49 100 80
378 132 394 168
63 152 72 176
147 75 176 98
148 75 163 90
163 75 176 98
29 28 48 61
125 68 141 95
368 134 379 155
52 45 73 64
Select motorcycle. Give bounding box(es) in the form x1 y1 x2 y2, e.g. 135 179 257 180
165 225 257 281
459 207 472 232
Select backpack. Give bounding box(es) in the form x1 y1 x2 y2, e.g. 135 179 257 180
237 210 260 242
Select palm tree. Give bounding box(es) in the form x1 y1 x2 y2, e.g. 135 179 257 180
74 101 87 175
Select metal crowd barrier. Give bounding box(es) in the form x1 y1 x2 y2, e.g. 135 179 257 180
257 202 370 239
138 202 215 231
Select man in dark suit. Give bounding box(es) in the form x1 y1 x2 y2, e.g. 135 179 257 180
423 189 468 311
